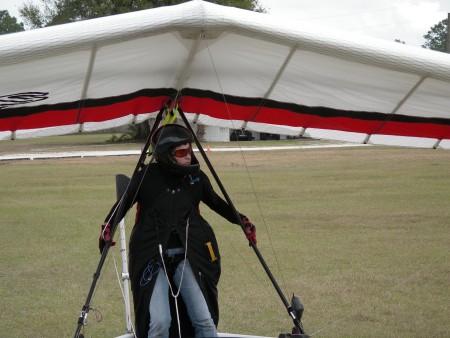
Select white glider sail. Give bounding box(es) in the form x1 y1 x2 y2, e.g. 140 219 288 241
1 0 449 148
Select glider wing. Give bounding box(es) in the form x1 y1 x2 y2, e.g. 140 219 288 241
1 0 449 148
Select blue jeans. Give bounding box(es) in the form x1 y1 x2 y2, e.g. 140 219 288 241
148 259 218 338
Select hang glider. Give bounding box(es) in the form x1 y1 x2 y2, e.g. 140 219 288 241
1 0 449 149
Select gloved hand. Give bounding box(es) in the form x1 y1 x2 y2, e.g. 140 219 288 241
98 223 116 254
241 216 257 246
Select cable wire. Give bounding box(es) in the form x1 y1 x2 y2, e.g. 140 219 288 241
202 35 289 295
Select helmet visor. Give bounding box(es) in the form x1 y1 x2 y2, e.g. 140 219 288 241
171 145 192 158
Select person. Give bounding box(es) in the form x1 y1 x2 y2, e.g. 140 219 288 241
98 123 257 338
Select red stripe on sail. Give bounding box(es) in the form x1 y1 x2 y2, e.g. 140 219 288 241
0 96 169 132
181 96 450 140
2 93 449 140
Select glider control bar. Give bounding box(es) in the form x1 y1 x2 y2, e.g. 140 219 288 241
177 106 310 338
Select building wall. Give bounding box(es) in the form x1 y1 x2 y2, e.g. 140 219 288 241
203 125 230 142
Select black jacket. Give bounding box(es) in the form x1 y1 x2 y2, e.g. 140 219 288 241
105 163 240 338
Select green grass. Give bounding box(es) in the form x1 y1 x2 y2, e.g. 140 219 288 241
1 139 449 337
0 133 141 154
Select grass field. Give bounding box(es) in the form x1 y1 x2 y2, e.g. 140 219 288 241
1 135 449 337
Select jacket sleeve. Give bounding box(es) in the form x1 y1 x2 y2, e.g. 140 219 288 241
103 167 145 224
200 171 241 225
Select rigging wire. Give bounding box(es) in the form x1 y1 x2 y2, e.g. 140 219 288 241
201 35 289 296
158 219 190 338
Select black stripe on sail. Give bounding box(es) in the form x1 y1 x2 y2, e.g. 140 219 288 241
1 87 449 128
0 88 177 119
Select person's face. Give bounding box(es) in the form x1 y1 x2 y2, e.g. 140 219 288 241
172 143 192 166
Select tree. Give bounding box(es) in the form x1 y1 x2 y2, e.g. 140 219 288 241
422 17 448 53
17 2 45 29
17 0 266 139
19 0 266 28
0 10 25 34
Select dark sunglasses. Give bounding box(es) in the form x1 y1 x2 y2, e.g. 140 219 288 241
172 146 192 158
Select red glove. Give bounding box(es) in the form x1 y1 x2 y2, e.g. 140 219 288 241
242 216 257 246
99 223 116 254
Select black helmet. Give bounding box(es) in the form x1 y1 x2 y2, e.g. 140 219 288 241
151 124 200 175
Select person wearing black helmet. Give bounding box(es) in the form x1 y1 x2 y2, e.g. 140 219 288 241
99 123 257 338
